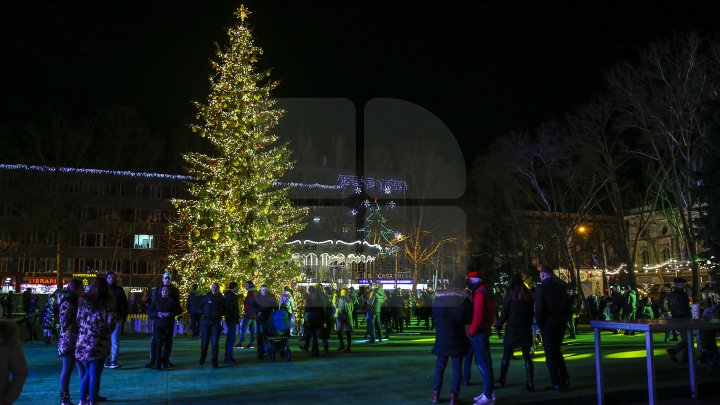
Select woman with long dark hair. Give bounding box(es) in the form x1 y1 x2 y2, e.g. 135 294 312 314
75 277 116 405
58 279 82 405
495 273 535 391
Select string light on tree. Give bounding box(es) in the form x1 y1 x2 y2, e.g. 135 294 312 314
168 5 307 298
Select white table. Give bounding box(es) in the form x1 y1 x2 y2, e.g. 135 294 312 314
590 318 720 405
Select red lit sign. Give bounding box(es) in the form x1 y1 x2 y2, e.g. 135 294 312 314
27 278 57 284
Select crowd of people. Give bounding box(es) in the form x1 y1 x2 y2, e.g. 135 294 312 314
4 265 718 405
429 266 573 405
428 267 720 405
14 271 433 404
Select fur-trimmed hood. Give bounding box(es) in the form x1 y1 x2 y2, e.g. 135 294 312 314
0 320 20 347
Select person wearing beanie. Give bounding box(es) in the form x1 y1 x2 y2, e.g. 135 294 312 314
466 270 497 405
223 282 240 365
534 265 571 391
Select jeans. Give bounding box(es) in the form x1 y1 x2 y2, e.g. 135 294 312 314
566 318 576 337
225 321 238 359
302 319 320 355
366 311 382 341
462 347 474 383
110 321 122 362
153 325 173 366
200 319 221 362
190 313 201 338
79 358 105 402
238 316 256 345
433 355 463 395
59 354 76 393
469 331 494 396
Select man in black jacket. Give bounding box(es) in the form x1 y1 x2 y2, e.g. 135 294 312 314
223 282 240 365
105 271 129 369
666 277 691 362
147 285 181 369
145 271 181 368
199 283 225 368
186 284 202 338
534 265 571 391
252 284 278 358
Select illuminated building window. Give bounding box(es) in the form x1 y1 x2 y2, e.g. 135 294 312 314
133 234 154 249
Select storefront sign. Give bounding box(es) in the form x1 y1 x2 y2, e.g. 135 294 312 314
358 279 413 285
27 277 57 284
72 273 99 278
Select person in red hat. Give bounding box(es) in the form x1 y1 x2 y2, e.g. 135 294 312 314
466 270 497 405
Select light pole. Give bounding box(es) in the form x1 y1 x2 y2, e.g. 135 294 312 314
390 232 407 290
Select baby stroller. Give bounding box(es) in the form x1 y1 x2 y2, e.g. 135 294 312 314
262 308 292 362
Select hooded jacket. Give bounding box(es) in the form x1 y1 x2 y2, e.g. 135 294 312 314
467 282 496 336
57 294 79 357
431 288 472 357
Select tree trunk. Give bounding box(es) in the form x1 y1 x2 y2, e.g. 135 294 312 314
412 262 419 293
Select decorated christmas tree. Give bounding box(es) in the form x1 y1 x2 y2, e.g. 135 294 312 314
169 5 307 296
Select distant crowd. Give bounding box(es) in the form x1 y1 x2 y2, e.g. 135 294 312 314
5 268 719 405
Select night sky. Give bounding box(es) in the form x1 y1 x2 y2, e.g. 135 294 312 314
2 1 720 170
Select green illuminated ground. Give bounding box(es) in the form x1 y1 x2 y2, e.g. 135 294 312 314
18 325 720 404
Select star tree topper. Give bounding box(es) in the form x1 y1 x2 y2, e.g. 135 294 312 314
236 4 251 23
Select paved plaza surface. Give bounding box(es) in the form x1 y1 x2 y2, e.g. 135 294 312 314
17 325 720 404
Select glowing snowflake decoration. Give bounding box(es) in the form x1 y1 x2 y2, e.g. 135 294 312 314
354 186 362 194
387 201 396 209
350 209 358 216
362 199 371 208
384 186 391 195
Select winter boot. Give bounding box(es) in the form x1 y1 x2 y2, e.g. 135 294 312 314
524 359 534 392
497 358 509 388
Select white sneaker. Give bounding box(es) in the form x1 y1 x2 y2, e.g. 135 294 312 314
473 393 495 401
473 393 495 405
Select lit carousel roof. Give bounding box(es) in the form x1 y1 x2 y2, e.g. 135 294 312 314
288 219 384 264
